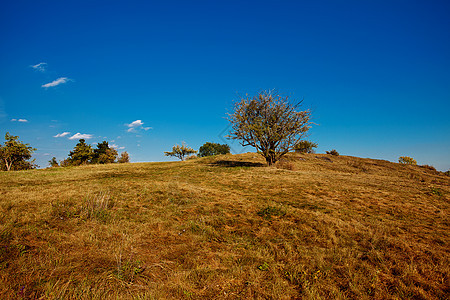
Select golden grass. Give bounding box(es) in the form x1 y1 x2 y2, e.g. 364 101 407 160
0 153 449 299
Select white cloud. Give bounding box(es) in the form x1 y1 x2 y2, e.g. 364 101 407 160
126 119 152 132
42 77 71 88
110 144 126 150
11 118 28 122
128 120 143 127
69 133 93 140
31 62 47 72
54 132 70 138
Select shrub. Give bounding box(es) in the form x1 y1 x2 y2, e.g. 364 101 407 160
198 142 230 157
294 140 317 153
444 170 450 176
49 157 59 167
399 156 417 165
326 149 339 156
117 152 130 163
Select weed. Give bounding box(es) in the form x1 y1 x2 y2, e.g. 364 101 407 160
257 206 286 219
257 262 270 271
429 187 443 196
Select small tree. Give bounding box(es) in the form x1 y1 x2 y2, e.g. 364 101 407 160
67 139 94 166
0 132 37 171
49 157 59 167
228 90 312 165
198 142 230 157
118 151 130 163
294 140 317 154
399 156 417 165
92 141 118 164
165 142 197 161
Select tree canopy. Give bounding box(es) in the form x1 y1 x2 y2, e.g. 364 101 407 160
0 132 37 171
227 90 312 165
68 139 94 166
198 142 230 157
66 140 122 166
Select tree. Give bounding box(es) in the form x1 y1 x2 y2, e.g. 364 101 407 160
67 139 94 166
294 140 317 154
117 151 130 163
198 142 230 157
0 132 37 171
164 142 197 161
227 90 312 165
92 141 118 164
49 157 59 167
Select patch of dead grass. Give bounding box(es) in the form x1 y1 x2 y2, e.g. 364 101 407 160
0 153 449 299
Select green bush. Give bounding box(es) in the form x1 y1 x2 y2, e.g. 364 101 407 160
326 149 339 156
399 156 417 165
198 142 230 157
294 140 317 153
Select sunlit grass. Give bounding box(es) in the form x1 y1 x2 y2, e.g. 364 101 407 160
0 153 448 299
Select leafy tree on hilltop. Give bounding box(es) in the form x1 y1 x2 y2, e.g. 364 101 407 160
92 141 118 164
227 90 312 165
165 142 197 161
198 142 230 157
68 139 94 166
0 132 37 171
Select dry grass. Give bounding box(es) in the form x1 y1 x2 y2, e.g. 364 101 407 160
0 153 449 299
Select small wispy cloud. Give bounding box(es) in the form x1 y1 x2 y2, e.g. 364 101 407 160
42 77 71 88
69 133 93 140
126 119 152 133
31 62 47 72
54 132 70 138
111 144 125 150
11 118 28 123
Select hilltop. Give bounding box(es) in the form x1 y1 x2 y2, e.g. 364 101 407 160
0 153 449 299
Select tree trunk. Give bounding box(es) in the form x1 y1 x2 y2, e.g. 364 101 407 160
5 158 12 171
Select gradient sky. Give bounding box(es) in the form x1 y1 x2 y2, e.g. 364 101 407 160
1 0 449 170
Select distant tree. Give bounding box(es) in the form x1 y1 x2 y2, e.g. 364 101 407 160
198 142 230 157
117 151 130 163
0 132 37 171
164 142 197 161
49 157 59 167
326 149 339 156
399 156 417 165
92 141 118 164
294 140 317 154
67 139 94 166
227 90 312 165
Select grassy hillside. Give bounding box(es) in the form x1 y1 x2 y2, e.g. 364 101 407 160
0 153 449 299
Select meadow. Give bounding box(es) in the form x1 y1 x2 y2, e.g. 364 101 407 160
0 153 448 299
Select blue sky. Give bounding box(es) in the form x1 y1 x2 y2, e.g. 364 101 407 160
1 0 449 170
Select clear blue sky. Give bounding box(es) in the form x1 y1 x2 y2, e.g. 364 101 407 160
1 0 449 170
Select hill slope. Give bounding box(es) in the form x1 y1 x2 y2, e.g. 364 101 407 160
0 153 449 299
